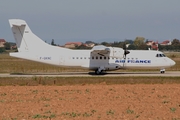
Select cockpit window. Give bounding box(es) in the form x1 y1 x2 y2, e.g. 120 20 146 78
162 54 166 57
156 54 166 57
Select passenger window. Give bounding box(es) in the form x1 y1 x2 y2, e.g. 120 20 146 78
100 57 102 59
72 57 75 59
104 57 106 59
80 57 82 59
76 57 78 59
92 56 94 59
84 57 86 59
96 56 98 59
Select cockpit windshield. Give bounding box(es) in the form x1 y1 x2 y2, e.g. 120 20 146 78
156 54 166 57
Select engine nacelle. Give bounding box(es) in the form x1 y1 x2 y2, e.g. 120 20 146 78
105 63 121 70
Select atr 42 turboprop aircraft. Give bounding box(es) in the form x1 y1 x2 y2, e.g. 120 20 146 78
9 19 176 75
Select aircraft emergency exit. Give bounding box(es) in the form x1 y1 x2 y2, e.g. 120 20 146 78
9 19 176 75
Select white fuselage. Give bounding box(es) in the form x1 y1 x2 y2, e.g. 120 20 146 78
8 19 176 73
10 46 175 71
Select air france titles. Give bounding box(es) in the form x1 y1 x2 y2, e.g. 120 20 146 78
115 59 151 63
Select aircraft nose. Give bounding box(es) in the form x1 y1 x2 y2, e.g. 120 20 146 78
170 60 176 66
165 58 176 67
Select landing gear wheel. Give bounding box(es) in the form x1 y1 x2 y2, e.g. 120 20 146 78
95 69 102 75
95 66 105 75
160 69 165 74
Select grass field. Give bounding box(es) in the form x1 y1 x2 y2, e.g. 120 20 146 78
0 76 180 86
0 52 179 74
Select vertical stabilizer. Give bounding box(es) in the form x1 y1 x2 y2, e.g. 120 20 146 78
9 19 48 52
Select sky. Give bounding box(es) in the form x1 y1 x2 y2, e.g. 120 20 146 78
0 0 180 45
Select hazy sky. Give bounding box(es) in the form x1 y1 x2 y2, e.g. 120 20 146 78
0 0 180 45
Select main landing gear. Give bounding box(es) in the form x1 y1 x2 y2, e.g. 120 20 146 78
95 66 105 75
95 69 101 75
160 69 165 74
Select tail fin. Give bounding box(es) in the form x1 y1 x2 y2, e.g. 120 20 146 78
9 19 48 52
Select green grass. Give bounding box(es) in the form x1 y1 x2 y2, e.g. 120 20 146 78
61 110 97 118
106 110 115 115
127 109 134 114
170 107 176 113
32 113 56 119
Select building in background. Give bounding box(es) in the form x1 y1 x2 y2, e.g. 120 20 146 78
160 40 172 46
146 40 158 50
64 42 82 48
0 39 6 47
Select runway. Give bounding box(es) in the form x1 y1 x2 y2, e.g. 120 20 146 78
0 71 180 77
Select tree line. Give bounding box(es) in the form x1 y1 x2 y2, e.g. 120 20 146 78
0 42 14 53
1 37 180 53
76 37 180 51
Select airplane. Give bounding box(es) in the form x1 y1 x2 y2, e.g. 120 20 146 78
9 19 176 75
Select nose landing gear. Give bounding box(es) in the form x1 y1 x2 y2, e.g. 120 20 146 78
160 69 165 74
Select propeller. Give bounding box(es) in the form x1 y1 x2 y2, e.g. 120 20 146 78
123 43 130 67
124 50 130 59
123 44 130 59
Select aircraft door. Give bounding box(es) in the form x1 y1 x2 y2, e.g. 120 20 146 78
59 56 64 65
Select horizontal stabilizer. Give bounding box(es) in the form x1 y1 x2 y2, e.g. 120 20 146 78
12 23 26 26
9 19 26 27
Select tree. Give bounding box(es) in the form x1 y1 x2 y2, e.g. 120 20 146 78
128 44 137 50
75 44 91 49
172 39 180 45
124 39 133 44
4 42 11 50
101 42 110 46
0 47 5 53
133 36 145 46
51 39 56 46
85 41 94 44
139 44 149 50
112 41 124 48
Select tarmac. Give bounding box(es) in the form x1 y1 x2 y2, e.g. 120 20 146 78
0 71 180 77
